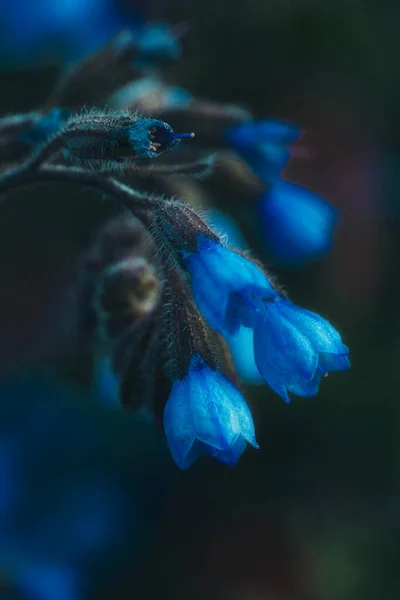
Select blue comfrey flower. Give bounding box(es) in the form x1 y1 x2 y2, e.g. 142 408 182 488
253 298 350 403
184 234 276 336
127 117 178 158
224 119 301 182
258 181 338 266
19 108 71 147
184 235 349 400
164 355 258 469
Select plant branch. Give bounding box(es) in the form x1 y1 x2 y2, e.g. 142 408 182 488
0 164 153 214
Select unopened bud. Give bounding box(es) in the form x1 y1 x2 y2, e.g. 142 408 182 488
61 112 191 171
95 256 161 343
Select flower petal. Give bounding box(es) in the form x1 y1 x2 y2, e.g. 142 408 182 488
206 436 247 466
226 327 264 385
319 349 350 372
213 370 259 449
192 365 243 450
287 372 323 397
164 375 197 469
277 300 345 355
255 302 319 382
187 236 275 335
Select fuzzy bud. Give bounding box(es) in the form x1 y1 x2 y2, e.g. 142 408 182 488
60 111 187 171
95 256 160 343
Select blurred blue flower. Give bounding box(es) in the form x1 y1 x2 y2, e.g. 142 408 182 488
185 234 276 336
19 109 71 147
0 375 172 599
224 119 301 182
164 355 258 469
258 181 338 266
13 562 78 600
133 22 182 69
93 355 120 407
253 298 350 403
0 0 140 67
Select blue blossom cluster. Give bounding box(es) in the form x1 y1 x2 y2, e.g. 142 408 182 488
162 233 349 467
0 10 356 600
0 376 157 600
0 14 352 482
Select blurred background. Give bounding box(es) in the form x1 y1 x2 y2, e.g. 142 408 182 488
0 0 399 598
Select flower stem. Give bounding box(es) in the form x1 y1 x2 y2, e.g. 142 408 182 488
0 164 151 213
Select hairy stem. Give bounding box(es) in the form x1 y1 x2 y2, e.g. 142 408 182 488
133 157 213 177
0 164 152 213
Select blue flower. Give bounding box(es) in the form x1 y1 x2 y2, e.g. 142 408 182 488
185 235 276 336
0 0 140 67
258 181 338 266
127 117 178 158
224 119 301 182
253 298 350 403
164 355 259 469
185 237 349 400
13 561 79 600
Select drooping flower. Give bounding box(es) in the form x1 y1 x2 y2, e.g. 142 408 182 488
253 297 350 402
164 355 259 469
184 234 276 337
224 119 301 182
184 235 349 400
258 181 338 266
